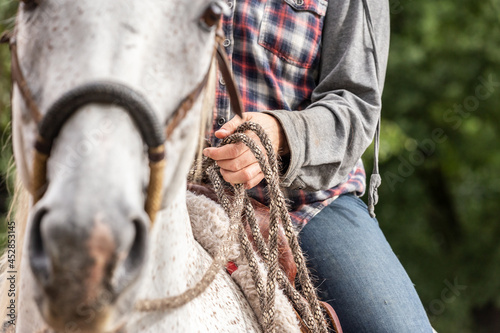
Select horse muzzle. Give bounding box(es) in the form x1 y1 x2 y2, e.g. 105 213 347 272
28 203 148 332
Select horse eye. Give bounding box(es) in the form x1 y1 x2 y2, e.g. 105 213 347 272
199 1 227 31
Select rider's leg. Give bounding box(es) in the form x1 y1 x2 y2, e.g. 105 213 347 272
299 193 433 333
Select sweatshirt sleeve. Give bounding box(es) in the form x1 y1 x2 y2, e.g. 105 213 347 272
264 0 390 191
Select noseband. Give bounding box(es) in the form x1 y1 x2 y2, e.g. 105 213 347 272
1 24 243 224
30 81 168 223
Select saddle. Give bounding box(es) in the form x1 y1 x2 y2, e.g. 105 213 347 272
187 183 342 333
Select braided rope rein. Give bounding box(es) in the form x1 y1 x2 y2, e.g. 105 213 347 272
137 121 328 333
223 122 328 333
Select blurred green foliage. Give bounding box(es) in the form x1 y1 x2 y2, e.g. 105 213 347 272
0 0 499 332
362 0 500 331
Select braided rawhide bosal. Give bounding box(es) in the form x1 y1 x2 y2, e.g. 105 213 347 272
205 121 329 333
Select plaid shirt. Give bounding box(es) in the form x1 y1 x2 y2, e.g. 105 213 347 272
211 0 365 228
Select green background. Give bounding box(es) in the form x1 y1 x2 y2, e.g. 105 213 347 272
1 1 499 332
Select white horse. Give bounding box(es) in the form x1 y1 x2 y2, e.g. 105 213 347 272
0 0 273 332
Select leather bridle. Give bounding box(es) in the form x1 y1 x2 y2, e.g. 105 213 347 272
0 3 243 224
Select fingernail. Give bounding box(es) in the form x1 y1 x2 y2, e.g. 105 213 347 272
203 148 210 157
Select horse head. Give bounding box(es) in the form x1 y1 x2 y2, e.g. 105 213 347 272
10 0 226 331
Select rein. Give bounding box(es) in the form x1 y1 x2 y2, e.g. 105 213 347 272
206 123 329 333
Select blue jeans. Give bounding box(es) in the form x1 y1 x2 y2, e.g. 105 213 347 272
299 194 433 332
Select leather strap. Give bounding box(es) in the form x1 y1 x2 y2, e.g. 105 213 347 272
294 307 311 333
294 302 342 333
167 28 244 139
215 28 243 118
1 32 42 123
165 66 211 139
320 301 343 333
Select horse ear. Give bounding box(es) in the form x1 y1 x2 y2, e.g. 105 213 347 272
199 1 230 31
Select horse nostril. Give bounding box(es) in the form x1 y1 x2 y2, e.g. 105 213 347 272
27 206 148 296
124 218 147 272
112 217 148 294
28 208 51 286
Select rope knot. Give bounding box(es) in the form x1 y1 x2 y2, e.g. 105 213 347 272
367 173 382 218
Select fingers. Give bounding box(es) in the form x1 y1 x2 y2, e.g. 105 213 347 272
205 112 285 189
215 149 259 172
203 143 265 189
203 142 250 161
213 112 288 156
219 162 264 189
204 128 264 162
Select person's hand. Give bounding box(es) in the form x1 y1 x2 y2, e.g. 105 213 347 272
203 112 289 189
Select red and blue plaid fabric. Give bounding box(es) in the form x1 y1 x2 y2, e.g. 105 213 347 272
211 0 365 228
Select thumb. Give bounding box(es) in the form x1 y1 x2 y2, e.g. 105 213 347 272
214 115 244 139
